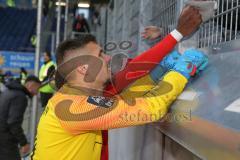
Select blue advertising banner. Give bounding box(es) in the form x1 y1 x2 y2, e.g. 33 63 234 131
0 51 35 70
0 51 38 76
0 51 55 76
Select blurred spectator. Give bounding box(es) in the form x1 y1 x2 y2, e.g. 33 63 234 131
90 5 101 26
73 14 90 33
6 0 15 7
0 69 4 83
19 68 28 85
43 0 50 17
73 2 78 17
93 11 101 26
39 51 56 108
31 35 37 47
0 69 5 93
0 76 41 160
4 71 14 83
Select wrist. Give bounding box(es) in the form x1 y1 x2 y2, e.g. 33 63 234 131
170 29 183 42
150 65 167 83
174 70 190 80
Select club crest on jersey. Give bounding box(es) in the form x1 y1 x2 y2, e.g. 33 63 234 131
87 96 114 108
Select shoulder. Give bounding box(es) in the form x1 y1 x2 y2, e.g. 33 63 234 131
51 93 115 109
14 91 28 102
86 96 115 108
1 89 27 106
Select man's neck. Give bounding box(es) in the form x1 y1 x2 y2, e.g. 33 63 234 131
67 81 104 96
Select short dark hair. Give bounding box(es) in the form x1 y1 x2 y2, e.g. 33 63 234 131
55 34 97 89
25 75 41 84
20 67 27 74
45 51 52 59
56 35 96 65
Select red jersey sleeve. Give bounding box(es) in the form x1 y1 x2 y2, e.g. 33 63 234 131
104 34 178 96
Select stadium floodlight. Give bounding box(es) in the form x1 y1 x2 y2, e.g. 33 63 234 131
78 3 90 8
55 2 66 6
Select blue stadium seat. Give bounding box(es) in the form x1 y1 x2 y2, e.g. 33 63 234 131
0 7 36 51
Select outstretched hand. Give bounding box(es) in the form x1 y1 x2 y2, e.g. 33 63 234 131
141 26 163 40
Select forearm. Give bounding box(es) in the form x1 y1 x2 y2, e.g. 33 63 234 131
92 71 187 130
9 124 28 146
120 75 156 99
7 97 28 146
132 30 181 63
57 71 187 133
143 71 187 117
110 71 188 129
111 30 182 95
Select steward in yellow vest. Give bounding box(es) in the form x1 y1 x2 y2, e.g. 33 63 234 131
39 51 56 108
20 67 28 85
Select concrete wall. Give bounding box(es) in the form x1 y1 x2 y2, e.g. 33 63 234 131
96 0 182 54
95 0 202 160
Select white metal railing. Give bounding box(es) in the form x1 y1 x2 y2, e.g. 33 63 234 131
153 0 240 48
198 0 240 48
153 0 178 37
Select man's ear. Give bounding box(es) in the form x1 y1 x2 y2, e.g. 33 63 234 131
76 64 89 75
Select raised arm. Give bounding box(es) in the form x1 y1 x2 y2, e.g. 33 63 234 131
106 6 203 95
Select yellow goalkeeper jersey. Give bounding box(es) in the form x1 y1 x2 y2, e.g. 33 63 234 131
30 71 187 160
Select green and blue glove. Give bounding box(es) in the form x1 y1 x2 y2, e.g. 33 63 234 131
160 50 181 70
150 49 208 82
173 49 209 79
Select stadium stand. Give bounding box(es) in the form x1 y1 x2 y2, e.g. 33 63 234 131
0 7 36 52
45 16 65 52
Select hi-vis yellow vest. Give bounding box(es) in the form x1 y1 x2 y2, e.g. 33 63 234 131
20 72 27 85
39 61 56 93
